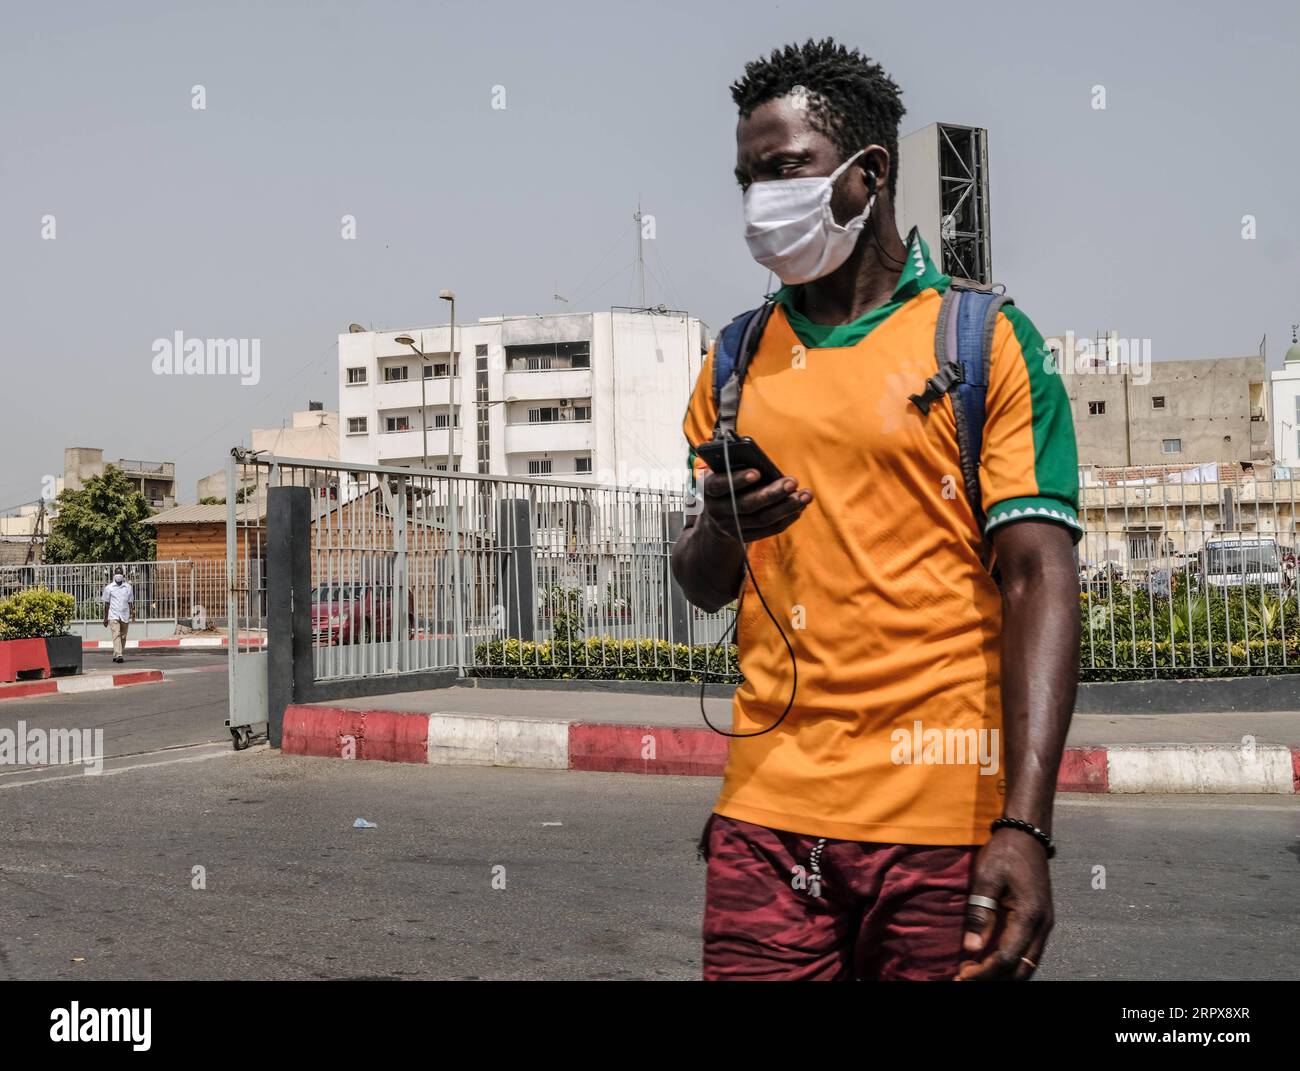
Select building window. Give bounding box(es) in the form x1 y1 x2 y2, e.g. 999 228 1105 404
1087 400 1106 416
506 340 591 372
528 407 561 424
1126 527 1162 562
423 364 433 380
476 357 490 473
575 456 592 474
431 412 461 429
346 417 368 435
1151 396 1166 409
384 366 409 382
528 459 552 476
384 415 410 433
346 367 367 385
475 344 488 357
1161 438 1181 454
572 405 591 422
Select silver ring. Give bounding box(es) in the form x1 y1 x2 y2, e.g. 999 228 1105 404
966 894 999 911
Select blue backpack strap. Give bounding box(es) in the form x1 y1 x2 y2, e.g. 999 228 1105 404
928 279 1011 541
711 302 776 440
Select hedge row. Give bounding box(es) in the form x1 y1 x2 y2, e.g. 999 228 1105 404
1079 637 1300 681
474 637 739 682
476 633 1300 685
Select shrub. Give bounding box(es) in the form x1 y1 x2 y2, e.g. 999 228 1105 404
0 587 77 640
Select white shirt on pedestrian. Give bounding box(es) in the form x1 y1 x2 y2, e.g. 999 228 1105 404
102 581 134 621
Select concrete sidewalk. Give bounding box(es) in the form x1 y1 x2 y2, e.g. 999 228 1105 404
283 680 1300 794
0 667 164 701
306 681 1300 746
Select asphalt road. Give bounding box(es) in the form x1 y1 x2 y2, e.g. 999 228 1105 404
0 650 229 758
0 740 1295 981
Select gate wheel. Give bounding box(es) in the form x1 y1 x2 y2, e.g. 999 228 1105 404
230 726 253 751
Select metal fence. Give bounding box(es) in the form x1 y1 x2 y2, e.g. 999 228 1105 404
14 457 1298 681
1077 463 1300 677
224 453 736 687
0 559 236 636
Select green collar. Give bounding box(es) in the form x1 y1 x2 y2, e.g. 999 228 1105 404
772 226 949 349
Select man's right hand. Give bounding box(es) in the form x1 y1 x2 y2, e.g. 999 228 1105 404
699 467 813 544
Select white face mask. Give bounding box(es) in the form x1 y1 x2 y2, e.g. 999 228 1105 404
113 574 124 584
743 148 876 285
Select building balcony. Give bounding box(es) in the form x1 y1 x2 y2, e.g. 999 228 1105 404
375 428 463 464
374 378 456 412
118 459 176 479
503 368 592 402
504 420 593 455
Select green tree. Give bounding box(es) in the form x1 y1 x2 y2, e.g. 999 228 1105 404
198 485 253 506
43 465 156 564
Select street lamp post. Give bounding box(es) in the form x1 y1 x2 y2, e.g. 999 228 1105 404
392 334 429 469
440 291 456 472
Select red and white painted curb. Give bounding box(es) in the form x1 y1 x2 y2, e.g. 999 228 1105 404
282 706 1300 794
0 669 164 701
83 636 265 650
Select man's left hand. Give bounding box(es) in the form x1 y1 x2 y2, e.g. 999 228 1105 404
954 829 1053 981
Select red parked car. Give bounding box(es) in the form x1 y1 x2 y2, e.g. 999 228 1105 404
311 584 415 645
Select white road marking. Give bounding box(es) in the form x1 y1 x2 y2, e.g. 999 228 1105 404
1057 794 1300 812
0 742 239 789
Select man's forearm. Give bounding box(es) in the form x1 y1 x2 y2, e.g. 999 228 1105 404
996 531 1080 833
671 514 746 613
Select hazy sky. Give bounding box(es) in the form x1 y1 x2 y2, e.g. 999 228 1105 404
2 0 1297 508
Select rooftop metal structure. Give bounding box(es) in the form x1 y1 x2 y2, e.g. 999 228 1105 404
935 123 993 284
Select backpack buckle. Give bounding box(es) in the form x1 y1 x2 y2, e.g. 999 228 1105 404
908 361 965 415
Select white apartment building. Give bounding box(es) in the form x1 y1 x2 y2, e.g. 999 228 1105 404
338 309 709 488
1271 335 1300 469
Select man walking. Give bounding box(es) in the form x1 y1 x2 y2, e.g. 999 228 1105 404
101 569 134 663
672 39 1080 981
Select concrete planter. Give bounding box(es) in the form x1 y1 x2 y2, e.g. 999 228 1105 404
0 635 84 682
44 634 83 676
0 638 51 682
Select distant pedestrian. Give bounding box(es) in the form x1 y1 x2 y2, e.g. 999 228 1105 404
101 570 134 663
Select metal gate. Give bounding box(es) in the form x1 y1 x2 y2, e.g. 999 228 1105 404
223 448 726 747
225 449 271 748
224 449 476 746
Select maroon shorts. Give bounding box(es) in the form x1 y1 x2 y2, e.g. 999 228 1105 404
701 813 978 981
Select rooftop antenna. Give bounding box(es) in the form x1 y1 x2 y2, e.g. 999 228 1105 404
633 198 646 308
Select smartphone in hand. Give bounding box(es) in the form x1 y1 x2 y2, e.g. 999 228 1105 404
694 436 784 485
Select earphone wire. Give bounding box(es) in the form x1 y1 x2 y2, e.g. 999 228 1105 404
862 170 907 273
698 435 799 738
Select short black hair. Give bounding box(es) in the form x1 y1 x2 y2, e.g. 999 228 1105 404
730 38 906 197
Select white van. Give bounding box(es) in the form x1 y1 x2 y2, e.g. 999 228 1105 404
1199 536 1284 591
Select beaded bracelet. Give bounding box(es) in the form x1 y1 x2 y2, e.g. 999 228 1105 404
990 817 1056 859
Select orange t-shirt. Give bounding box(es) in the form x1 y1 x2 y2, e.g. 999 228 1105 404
683 234 1079 845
